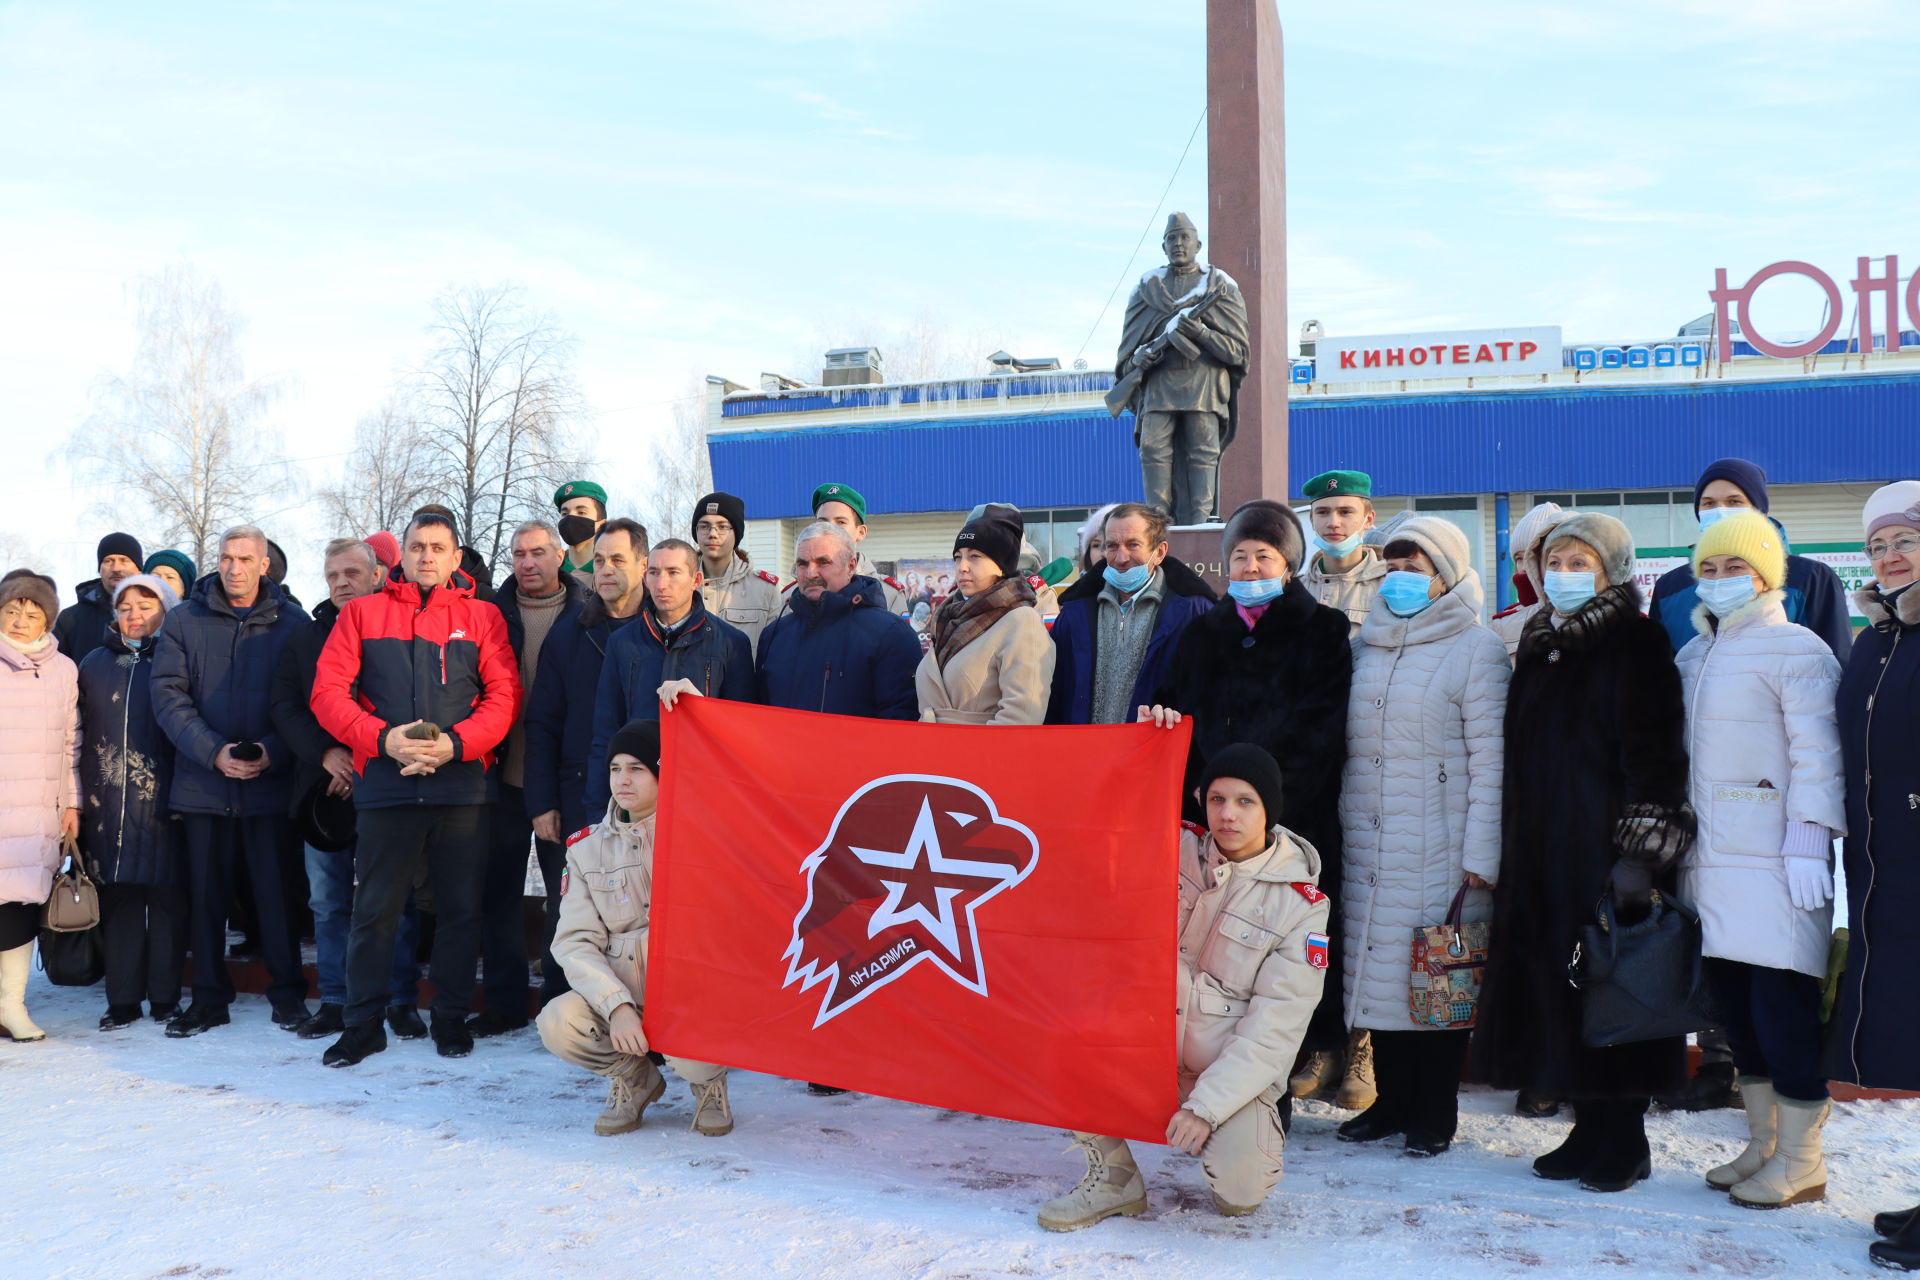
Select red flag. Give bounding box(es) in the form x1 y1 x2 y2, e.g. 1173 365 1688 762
647 697 1185 1142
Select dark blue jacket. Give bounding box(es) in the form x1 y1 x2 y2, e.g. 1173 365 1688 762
754 575 919 720
1045 556 1216 725
54 578 115 667
150 575 309 816
77 623 178 884
588 595 755 817
528 603 636 833
1827 584 1920 1090
1651 551 1852 660
495 577 589 668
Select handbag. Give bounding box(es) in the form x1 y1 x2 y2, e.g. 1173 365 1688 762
1409 882 1489 1028
41 836 100 933
1566 883 1720 1047
38 924 105 987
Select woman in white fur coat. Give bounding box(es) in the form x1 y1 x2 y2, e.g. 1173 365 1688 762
1674 510 1844 1211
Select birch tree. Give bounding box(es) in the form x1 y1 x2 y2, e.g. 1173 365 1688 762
314 399 440 538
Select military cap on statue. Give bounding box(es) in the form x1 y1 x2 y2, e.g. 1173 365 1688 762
553 480 608 510
1301 470 1373 503
1165 211 1198 237
810 483 868 525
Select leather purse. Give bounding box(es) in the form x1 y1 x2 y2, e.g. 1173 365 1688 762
41 837 101 933
1567 884 1720 1047
1410 882 1489 1028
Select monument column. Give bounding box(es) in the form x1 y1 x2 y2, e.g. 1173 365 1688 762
1206 0 1287 515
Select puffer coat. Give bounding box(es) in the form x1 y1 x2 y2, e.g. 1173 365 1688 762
0 636 80 905
1339 575 1509 1030
77 626 178 884
1675 592 1844 979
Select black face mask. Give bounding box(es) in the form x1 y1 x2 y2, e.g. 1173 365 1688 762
558 515 599 547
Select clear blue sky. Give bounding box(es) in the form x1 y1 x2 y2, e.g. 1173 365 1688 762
2 0 1914 587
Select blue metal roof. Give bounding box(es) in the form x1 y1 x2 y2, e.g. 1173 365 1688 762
721 371 1117 418
709 373 1920 515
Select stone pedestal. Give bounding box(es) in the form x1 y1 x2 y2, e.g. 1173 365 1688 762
1167 524 1228 595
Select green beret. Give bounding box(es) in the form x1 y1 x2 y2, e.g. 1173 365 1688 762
811 482 868 524
1301 469 1373 502
553 480 608 510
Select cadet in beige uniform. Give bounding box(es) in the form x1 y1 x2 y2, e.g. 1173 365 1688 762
535 718 732 1137
692 491 780 652
1039 744 1329 1230
1300 469 1388 638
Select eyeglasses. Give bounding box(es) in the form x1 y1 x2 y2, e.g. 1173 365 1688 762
1866 535 1920 561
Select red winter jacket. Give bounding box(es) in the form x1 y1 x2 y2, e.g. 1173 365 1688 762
310 569 521 809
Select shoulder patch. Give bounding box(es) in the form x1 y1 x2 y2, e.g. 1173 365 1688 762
1290 881 1327 904
566 826 594 848
756 570 779 585
882 576 904 591
1305 932 1330 969
1491 603 1523 619
559 868 570 896
1180 820 1207 838
1026 574 1045 590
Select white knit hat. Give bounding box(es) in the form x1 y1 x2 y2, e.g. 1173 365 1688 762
112 573 180 612
1511 501 1565 562
1863 481 1920 541
1384 515 1471 591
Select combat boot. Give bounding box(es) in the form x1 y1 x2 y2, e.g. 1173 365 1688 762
690 1073 734 1137
1037 1133 1147 1232
1336 1028 1377 1110
1288 1047 1340 1101
595 1059 665 1136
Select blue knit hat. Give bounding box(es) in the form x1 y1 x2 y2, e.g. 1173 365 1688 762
1693 458 1769 515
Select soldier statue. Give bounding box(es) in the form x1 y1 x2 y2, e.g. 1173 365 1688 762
1106 212 1250 525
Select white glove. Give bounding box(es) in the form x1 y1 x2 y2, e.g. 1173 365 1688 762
1784 856 1833 911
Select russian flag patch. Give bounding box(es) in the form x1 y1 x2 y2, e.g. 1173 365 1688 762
1306 932 1330 970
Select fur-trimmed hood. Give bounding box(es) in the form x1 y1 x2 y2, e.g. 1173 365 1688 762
1857 582 1920 632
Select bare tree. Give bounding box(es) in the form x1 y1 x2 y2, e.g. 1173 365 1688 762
314 400 440 538
65 265 290 568
409 284 584 567
621 374 715 539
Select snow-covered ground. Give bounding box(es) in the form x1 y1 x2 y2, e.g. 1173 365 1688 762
3 975 1914 1280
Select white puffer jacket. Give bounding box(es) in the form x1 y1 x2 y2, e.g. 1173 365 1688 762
0 636 80 905
1339 574 1509 1030
1676 591 1845 978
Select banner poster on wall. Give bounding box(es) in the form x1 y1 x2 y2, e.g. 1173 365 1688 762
895 558 956 632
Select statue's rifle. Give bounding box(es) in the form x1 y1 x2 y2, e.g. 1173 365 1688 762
1103 280 1228 417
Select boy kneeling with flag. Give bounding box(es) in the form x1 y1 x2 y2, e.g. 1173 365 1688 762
1040 743 1330 1229
535 718 733 1136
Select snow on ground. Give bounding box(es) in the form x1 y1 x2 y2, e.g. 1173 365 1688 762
3 976 1916 1280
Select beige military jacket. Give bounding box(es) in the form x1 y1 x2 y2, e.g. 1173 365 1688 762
700 551 781 652
1303 547 1389 637
553 802 655 1022
1175 824 1331 1128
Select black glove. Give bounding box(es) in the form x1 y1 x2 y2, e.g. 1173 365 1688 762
1609 859 1655 923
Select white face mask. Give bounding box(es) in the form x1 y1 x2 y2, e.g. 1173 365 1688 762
1697 573 1757 617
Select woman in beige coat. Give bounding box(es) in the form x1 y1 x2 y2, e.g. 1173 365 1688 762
915 505 1055 725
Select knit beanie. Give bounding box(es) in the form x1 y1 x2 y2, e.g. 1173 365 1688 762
97 531 143 567
1382 515 1471 592
1692 509 1786 591
1544 511 1635 590
143 548 197 586
113 573 180 613
1510 501 1565 563
1077 503 1120 570
1693 458 1770 515
954 504 1024 578
1863 481 1920 541
607 718 662 777
1221 499 1306 574
1197 743 1285 829
0 570 58 619
364 531 401 570
691 492 747 541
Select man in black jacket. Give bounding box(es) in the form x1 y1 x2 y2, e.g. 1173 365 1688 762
54 531 144 664
270 538 423 1042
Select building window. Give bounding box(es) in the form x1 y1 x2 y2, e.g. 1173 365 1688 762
1531 491 1692 550
1410 495 1485 580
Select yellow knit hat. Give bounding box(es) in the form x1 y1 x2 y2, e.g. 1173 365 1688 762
1692 509 1785 591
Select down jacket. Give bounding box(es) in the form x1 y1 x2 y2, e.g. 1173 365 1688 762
914 603 1055 725
755 575 919 719
1676 592 1845 979
552 800 654 1021
149 575 308 817
0 636 80 905
310 569 520 810
78 627 177 885
1176 823 1330 1129
1339 576 1508 1030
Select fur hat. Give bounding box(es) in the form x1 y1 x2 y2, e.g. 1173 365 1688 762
1545 511 1635 589
1383 515 1471 592
1197 743 1285 829
1692 509 1786 591
112 573 180 613
1863 481 1920 542
1221 500 1306 574
0 569 58 620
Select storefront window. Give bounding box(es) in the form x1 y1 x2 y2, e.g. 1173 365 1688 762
1529 491 1692 551
1412 495 1484 582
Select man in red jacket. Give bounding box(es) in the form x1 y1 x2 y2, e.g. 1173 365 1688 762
309 510 521 1067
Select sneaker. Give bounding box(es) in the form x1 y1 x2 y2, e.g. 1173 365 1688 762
99 1004 143 1030
322 1021 387 1068
385 1004 428 1040
465 1009 529 1039
164 1003 231 1038
431 1014 473 1059
296 1002 346 1040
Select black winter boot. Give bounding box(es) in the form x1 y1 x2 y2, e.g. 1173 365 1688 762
1580 1098 1653 1193
1877 1204 1920 1239
1873 1209 1920 1271
1514 1088 1562 1118
297 1002 345 1040
1660 1059 1738 1113
323 1021 387 1068
1533 1102 1600 1180
431 1014 473 1059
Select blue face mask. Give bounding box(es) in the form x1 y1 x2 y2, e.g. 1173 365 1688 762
1544 570 1598 615
1312 529 1365 560
1226 575 1287 606
1103 561 1153 594
1697 573 1757 617
1697 506 1741 534
1379 570 1437 617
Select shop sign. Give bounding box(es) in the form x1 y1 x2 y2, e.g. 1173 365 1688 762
1312 326 1562 383
1711 255 1917 360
